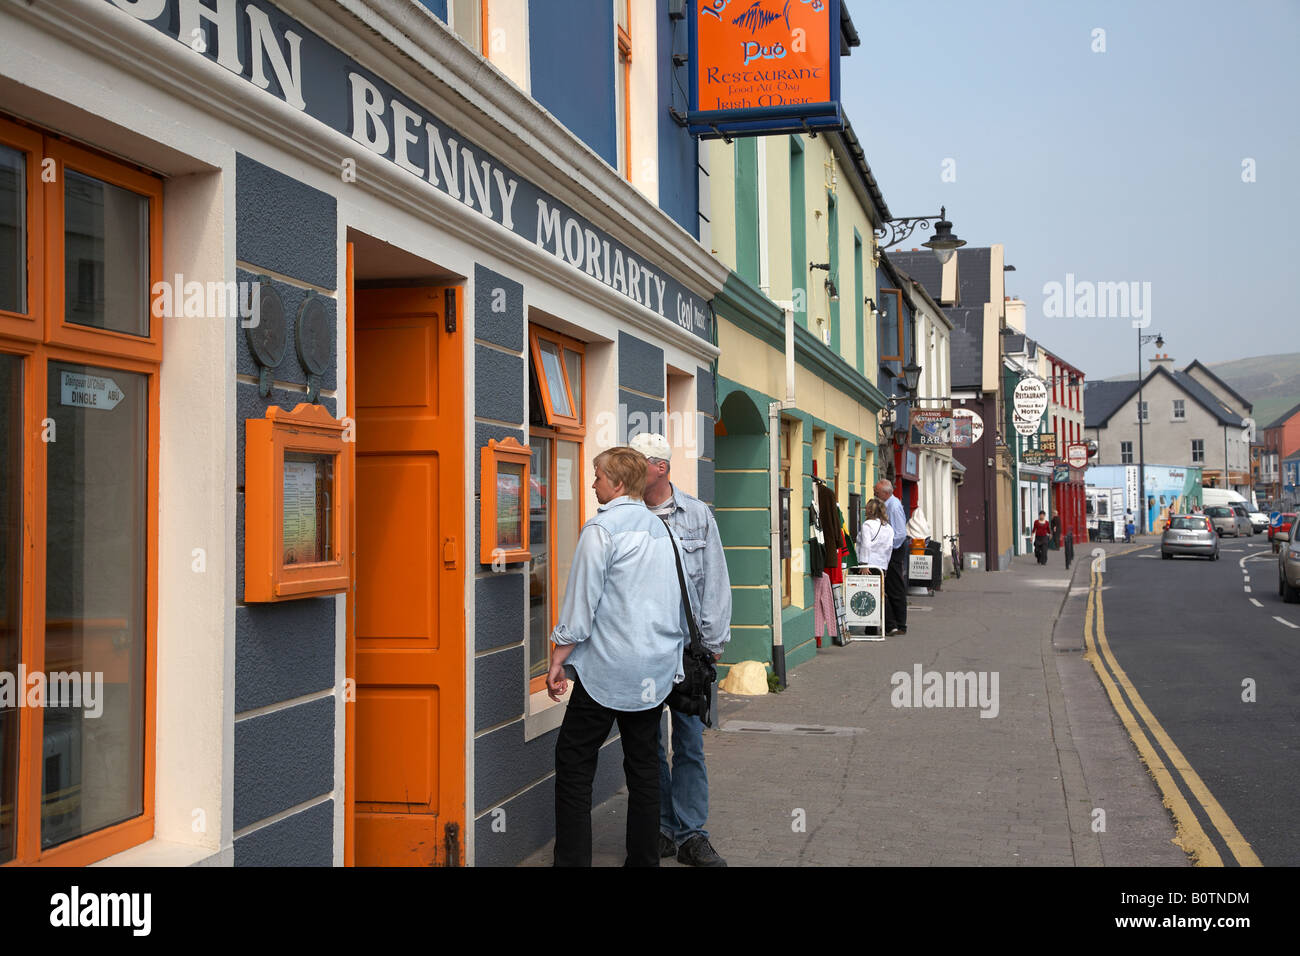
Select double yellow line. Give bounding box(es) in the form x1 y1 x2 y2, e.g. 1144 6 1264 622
1084 559 1261 866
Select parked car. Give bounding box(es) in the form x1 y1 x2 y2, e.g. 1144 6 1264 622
1161 515 1220 560
1278 528 1300 603
1230 503 1255 535
1269 513 1296 552
1247 506 1270 534
1205 505 1250 537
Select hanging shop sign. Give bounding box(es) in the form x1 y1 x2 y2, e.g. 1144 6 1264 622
952 408 983 447
1066 442 1089 470
1012 378 1048 437
687 0 843 139
909 408 954 447
1020 432 1057 465
1052 464 1071 484
104 0 711 340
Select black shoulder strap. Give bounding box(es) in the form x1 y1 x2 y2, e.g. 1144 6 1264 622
660 516 704 656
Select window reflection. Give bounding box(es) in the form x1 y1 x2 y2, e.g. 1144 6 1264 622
43 362 147 847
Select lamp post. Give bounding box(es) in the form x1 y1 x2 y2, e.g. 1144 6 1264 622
1136 331 1164 533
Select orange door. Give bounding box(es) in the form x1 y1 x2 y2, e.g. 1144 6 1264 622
353 287 464 866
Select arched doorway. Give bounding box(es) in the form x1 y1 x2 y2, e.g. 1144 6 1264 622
714 388 770 666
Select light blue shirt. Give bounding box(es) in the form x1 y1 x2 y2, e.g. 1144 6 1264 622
651 484 732 656
884 494 908 550
552 496 688 711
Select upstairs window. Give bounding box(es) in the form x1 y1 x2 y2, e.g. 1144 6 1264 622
1173 399 1185 421
615 0 631 179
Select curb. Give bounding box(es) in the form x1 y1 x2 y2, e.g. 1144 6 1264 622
1042 551 1102 865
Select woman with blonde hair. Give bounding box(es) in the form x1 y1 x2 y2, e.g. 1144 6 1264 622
856 496 894 573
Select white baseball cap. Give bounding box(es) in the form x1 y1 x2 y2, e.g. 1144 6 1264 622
629 432 672 461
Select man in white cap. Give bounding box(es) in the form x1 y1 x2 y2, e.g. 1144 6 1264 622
630 431 732 867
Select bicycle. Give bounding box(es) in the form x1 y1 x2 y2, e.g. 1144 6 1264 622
945 533 962 579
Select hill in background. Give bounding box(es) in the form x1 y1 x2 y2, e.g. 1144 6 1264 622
1206 353 1300 427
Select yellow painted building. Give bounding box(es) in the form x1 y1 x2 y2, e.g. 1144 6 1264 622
702 122 891 674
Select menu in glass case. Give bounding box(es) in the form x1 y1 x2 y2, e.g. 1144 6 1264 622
283 453 329 564
496 462 524 551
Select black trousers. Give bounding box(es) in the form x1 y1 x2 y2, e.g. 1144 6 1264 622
885 544 908 630
1034 537 1049 564
554 676 665 867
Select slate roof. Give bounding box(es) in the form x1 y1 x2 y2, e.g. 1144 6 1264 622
1085 367 1245 429
947 307 985 389
956 247 992 307
884 251 942 303
1183 360 1253 415
1084 380 1139 429
1171 369 1245 427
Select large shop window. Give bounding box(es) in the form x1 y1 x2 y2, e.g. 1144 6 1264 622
527 327 585 695
0 115 161 867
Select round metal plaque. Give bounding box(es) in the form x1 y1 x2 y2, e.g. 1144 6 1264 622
245 279 287 370
296 294 331 377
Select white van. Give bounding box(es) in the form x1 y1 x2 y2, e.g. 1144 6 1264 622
1200 487 1249 509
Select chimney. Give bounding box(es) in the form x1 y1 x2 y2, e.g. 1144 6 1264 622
1148 352 1174 373
1005 297 1027 334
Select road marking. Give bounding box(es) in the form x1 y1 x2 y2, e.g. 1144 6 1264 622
1274 617 1299 630
1243 575 1250 583
1250 598 1264 608
1137 555 1159 559
1087 568 1261 867
1244 585 1252 593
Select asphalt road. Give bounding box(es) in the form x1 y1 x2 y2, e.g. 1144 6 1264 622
1098 534 1300 865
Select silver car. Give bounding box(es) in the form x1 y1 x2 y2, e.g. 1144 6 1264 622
1205 505 1250 537
1162 515 1220 560
1280 529 1300 603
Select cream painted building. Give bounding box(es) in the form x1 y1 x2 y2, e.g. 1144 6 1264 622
703 119 889 675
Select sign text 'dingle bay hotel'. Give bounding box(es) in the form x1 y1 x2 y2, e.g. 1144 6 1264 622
98 0 711 338
688 0 844 138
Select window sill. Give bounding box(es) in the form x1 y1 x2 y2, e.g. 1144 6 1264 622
92 837 227 868
523 684 570 742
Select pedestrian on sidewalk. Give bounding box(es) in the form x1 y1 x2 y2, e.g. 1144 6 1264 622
1124 510 1136 543
548 447 688 867
631 432 731 868
875 479 908 635
1050 509 1062 550
1033 510 1052 565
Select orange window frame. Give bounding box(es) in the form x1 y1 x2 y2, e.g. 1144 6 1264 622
526 331 585 694
0 117 161 867
528 326 584 433
618 19 632 181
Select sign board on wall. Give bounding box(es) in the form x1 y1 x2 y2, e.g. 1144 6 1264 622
1066 443 1089 469
101 0 712 339
688 0 843 139
910 408 954 447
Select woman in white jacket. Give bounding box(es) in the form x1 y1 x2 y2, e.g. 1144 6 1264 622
856 497 894 572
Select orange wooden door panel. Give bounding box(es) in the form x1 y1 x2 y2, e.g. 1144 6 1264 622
353 287 464 867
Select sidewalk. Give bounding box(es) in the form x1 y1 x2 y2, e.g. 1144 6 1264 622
521 542 1187 866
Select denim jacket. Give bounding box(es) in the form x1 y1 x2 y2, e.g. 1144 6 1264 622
654 484 732 656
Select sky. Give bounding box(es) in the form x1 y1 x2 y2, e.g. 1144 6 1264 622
837 0 1300 381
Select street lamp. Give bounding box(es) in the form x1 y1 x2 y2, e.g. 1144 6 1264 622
874 206 967 264
1136 331 1165 533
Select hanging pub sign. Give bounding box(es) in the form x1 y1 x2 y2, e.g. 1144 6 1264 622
1012 378 1048 437
688 0 844 139
1020 432 1057 465
951 408 982 447
910 408 954 447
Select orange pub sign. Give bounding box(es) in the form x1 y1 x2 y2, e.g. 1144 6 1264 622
688 0 844 138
